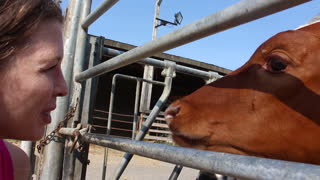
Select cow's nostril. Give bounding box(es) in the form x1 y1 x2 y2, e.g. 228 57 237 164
166 105 181 116
165 105 181 125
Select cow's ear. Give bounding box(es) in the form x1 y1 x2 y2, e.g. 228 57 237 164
297 22 320 38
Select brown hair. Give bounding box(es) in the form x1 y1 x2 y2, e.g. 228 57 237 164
0 0 63 63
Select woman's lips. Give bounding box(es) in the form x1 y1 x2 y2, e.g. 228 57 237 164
41 105 56 124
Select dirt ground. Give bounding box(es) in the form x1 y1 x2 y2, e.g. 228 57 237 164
86 144 200 180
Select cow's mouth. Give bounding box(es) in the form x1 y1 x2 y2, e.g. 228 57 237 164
171 131 256 156
171 131 210 148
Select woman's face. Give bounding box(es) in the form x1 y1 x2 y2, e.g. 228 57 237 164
0 19 68 140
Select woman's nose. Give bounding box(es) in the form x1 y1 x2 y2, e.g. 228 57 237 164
54 70 68 97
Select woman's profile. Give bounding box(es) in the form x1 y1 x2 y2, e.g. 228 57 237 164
0 0 68 179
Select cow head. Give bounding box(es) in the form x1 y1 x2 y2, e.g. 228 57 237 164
165 22 320 164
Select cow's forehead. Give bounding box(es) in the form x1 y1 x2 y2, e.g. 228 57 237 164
296 22 320 38
253 22 320 61
265 30 313 49
257 30 320 63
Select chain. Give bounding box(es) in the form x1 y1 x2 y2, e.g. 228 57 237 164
36 98 79 153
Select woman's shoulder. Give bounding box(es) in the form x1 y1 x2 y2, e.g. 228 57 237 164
4 140 30 180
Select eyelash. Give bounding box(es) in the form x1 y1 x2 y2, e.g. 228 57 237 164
46 64 57 71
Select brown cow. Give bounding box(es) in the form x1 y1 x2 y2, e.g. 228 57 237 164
165 21 320 165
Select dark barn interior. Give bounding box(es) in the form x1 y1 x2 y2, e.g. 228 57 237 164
89 38 230 140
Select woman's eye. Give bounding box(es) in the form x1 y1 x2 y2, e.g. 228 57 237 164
267 57 287 72
45 64 57 72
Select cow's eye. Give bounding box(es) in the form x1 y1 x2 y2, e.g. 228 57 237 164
267 57 287 72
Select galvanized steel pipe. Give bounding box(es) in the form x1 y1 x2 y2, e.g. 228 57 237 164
20 141 33 158
168 165 183 180
82 134 320 180
132 81 141 139
104 47 222 80
61 0 92 179
40 0 84 179
76 0 310 82
82 0 119 29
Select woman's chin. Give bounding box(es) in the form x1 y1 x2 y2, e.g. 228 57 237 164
15 128 45 141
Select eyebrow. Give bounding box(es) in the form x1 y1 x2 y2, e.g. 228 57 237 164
38 56 62 67
262 35 306 65
49 56 63 64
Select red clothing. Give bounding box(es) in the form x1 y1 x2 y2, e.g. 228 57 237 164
0 140 14 180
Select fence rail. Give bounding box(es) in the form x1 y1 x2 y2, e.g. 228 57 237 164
80 133 320 180
37 0 316 179
104 47 222 81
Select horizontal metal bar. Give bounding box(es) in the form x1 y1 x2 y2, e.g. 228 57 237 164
109 127 132 132
75 0 310 82
113 73 165 86
94 109 135 118
93 117 134 124
58 127 79 136
81 133 320 180
82 0 119 29
59 127 89 137
104 48 222 80
148 129 171 134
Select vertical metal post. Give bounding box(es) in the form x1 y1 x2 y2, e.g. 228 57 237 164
61 0 93 179
140 0 163 113
74 37 103 179
21 141 36 178
152 0 162 40
101 73 117 180
132 81 141 139
79 36 103 180
20 141 33 158
80 36 103 134
39 0 83 179
113 61 175 180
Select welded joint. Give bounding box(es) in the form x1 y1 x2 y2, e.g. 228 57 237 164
58 124 91 137
205 71 222 84
161 60 176 78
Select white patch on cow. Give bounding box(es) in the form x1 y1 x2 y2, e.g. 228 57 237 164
296 14 320 29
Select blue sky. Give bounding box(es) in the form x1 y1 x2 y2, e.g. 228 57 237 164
62 0 320 70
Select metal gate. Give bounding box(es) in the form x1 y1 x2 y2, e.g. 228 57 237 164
23 0 320 179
